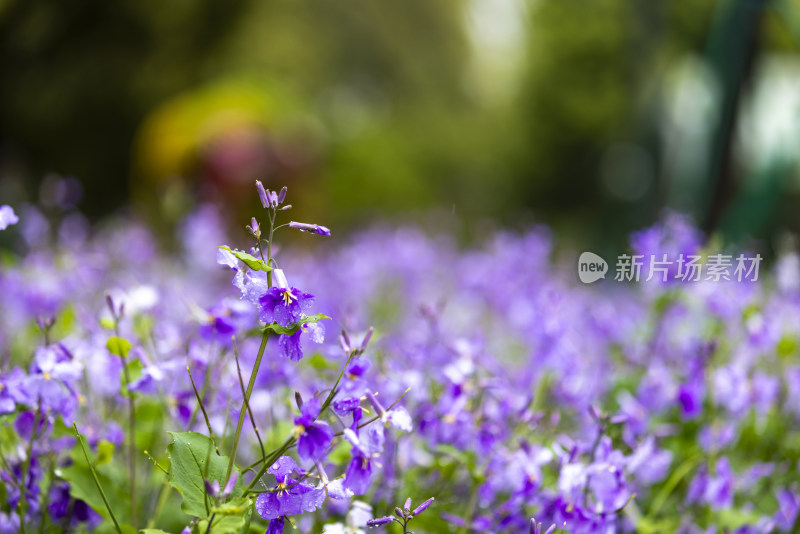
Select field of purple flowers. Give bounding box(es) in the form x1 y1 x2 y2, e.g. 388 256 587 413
1 185 799 533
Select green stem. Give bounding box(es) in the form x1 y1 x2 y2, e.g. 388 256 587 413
18 404 41 533
241 387 411 475
229 201 277 484
188 342 215 430
244 352 359 493
233 340 266 464
225 330 270 483
143 450 169 474
120 354 137 525
244 437 296 494
73 422 124 534
38 453 56 534
187 365 219 455
147 480 172 530
458 484 479 534
649 455 700 517
320 351 356 415
205 513 216 534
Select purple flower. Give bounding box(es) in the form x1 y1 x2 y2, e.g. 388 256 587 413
332 397 362 418
344 453 373 496
14 410 48 441
48 483 72 522
0 369 24 414
18 345 82 416
278 331 303 362
197 299 250 343
530 518 557 534
258 286 315 326
366 391 413 432
266 517 284 534
300 462 354 513
626 436 672 485
687 457 735 510
677 372 704 420
276 316 325 362
294 398 333 461
0 512 20 533
217 247 239 270
343 424 385 494
630 211 703 282
288 221 331 236
255 457 315 520
775 489 799 530
0 205 18 231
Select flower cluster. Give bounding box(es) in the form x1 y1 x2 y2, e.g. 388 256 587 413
0 182 798 534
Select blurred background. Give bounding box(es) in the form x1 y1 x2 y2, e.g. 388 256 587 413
1 0 799 252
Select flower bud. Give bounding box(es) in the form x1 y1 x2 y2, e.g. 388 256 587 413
589 404 605 422
359 327 374 353
411 497 434 517
278 186 287 204
365 391 385 417
366 516 394 527
340 330 352 353
273 269 289 290
255 181 269 209
288 221 331 236
204 479 220 497
247 217 261 239
222 472 238 497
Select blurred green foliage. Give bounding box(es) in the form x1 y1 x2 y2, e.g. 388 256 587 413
1 0 799 246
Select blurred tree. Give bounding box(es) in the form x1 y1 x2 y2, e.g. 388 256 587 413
1 0 496 231
0 0 254 216
512 0 719 248
4 0 797 249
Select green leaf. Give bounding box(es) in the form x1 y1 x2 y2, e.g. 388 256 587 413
59 454 132 524
433 444 479 477
121 358 145 397
306 353 338 371
716 508 765 530
264 313 331 336
166 432 242 519
96 440 115 466
218 246 273 272
107 336 132 358
212 496 252 515
133 314 154 341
